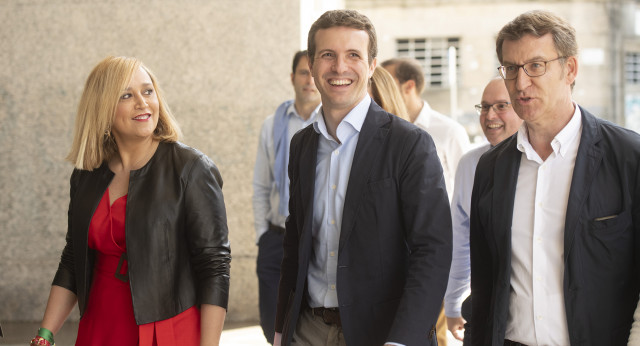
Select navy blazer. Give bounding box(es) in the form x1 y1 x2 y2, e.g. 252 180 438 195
470 108 640 345
275 101 453 346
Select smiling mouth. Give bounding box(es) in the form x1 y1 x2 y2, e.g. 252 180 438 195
329 79 352 86
134 113 151 120
486 123 504 129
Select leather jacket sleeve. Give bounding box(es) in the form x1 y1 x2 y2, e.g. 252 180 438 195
52 169 81 293
184 154 231 309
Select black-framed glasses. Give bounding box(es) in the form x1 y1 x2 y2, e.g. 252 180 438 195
474 102 511 115
498 56 565 80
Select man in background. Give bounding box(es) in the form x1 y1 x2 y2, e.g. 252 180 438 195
252 50 321 344
444 77 522 344
382 57 470 200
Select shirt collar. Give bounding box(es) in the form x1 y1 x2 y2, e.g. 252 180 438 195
413 100 431 126
517 101 582 159
313 95 371 143
287 102 322 123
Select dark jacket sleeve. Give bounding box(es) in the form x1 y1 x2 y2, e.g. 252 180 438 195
387 126 453 344
469 155 494 346
274 130 303 334
52 169 80 293
184 155 231 310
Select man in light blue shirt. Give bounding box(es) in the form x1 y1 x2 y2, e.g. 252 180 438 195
252 50 320 344
444 78 522 344
274 10 452 346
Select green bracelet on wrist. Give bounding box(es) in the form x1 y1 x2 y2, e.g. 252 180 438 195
37 327 55 344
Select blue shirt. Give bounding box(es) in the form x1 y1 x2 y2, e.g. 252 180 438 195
444 143 490 317
307 95 371 308
252 103 320 243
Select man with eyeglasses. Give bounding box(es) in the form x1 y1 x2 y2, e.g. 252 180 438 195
470 10 640 345
444 78 522 345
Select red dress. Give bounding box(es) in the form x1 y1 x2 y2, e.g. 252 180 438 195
76 189 200 346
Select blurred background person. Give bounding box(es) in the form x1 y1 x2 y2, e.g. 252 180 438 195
382 57 470 202
368 66 410 121
31 56 230 346
444 77 522 344
252 50 320 345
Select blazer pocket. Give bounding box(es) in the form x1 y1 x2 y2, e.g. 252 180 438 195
589 210 631 231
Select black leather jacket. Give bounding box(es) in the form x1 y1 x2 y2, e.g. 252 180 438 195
52 141 231 324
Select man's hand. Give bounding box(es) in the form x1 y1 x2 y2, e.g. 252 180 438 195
446 316 466 341
273 332 282 346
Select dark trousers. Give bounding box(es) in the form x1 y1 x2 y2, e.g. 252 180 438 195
461 295 472 346
257 225 285 344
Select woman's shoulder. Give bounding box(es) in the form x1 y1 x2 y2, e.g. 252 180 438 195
162 141 219 172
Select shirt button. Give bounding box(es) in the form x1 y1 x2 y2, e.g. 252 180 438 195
330 251 335 257
330 220 335 225
537 315 543 320
330 284 336 290
331 184 337 190
334 150 340 155
536 237 542 242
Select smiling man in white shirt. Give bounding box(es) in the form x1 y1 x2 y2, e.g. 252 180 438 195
470 10 640 346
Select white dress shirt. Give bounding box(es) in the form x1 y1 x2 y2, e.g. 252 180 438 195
506 104 582 345
252 103 320 243
444 143 490 317
413 101 470 201
307 96 370 309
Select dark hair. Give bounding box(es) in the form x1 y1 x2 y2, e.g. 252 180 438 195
307 9 377 65
381 58 425 94
292 50 308 74
496 10 577 64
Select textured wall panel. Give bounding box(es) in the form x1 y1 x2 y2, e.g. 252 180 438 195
0 0 300 323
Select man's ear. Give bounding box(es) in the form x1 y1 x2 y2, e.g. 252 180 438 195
401 80 416 96
564 55 578 86
368 57 378 78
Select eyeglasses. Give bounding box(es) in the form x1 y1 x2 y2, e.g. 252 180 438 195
474 102 511 115
498 56 565 80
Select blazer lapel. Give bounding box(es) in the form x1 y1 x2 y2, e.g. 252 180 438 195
339 104 390 253
492 137 521 262
563 109 603 259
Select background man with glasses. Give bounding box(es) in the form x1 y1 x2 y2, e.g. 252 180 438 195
444 77 522 345
470 10 640 345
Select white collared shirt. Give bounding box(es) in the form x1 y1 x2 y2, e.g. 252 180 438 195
506 103 582 345
306 95 370 309
413 101 470 201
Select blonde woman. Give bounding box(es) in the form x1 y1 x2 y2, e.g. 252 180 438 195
368 66 410 121
31 56 230 346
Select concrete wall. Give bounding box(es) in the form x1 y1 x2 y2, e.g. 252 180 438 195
0 0 300 323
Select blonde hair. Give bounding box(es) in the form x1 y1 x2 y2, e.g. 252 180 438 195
370 66 410 121
67 56 182 170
